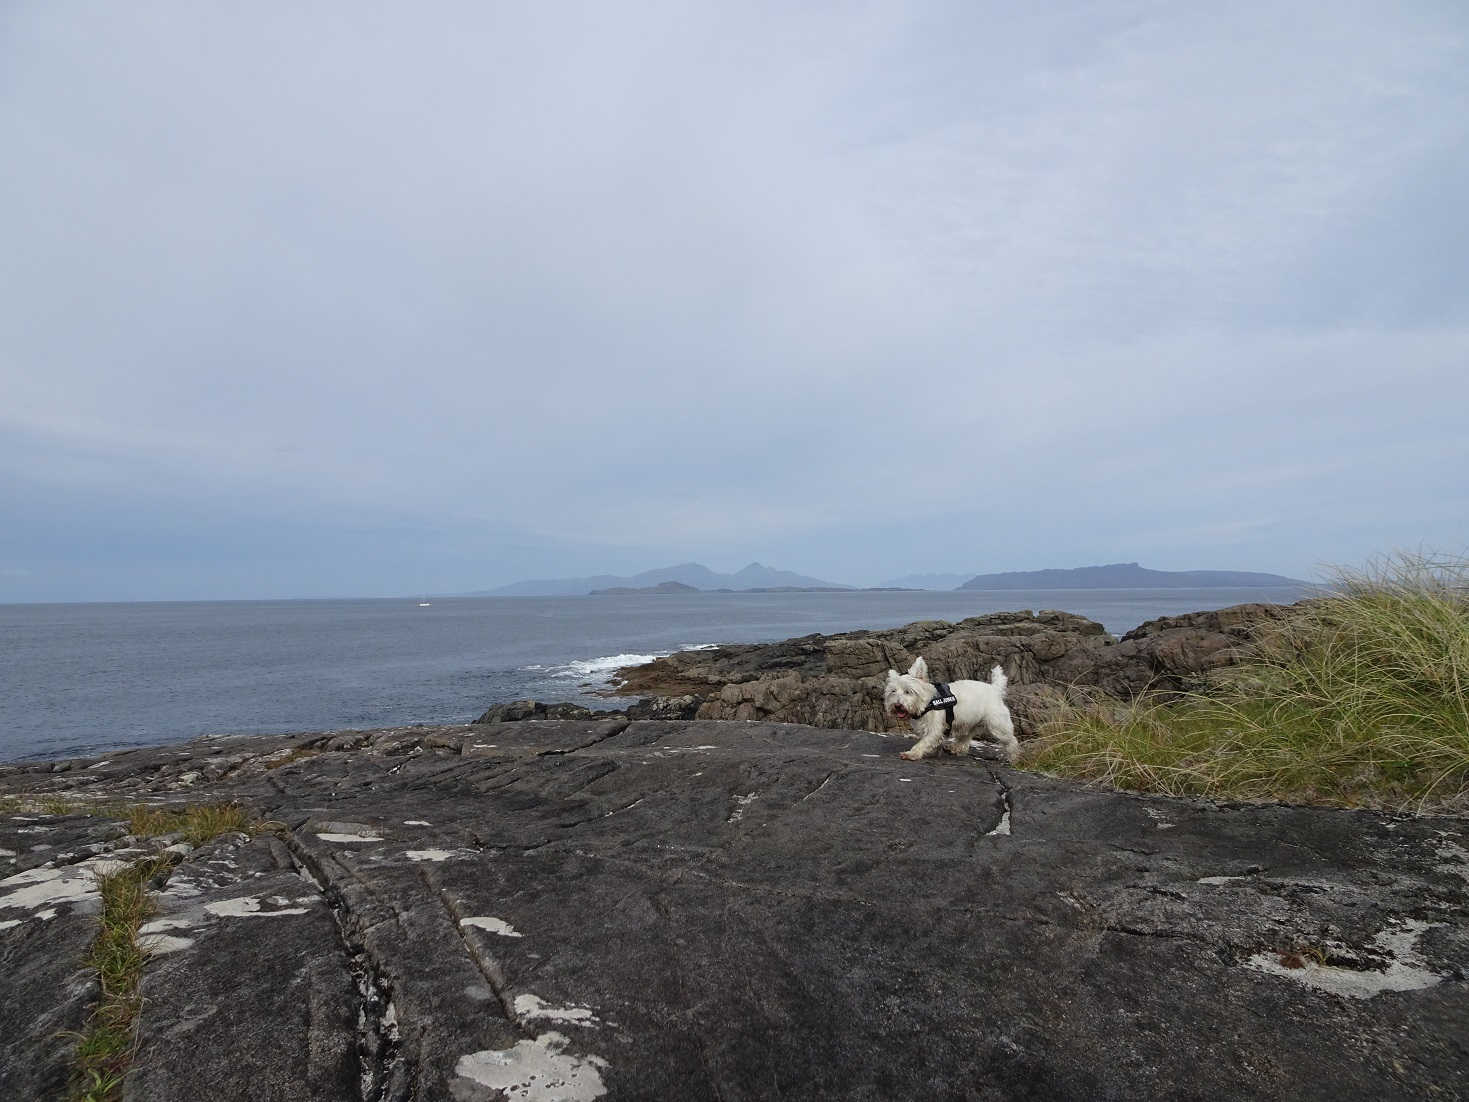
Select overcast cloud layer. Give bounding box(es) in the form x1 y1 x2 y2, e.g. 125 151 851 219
3 2 1466 601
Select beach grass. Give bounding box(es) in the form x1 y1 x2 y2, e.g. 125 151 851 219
125 802 254 845
68 855 169 1102
1023 551 1469 813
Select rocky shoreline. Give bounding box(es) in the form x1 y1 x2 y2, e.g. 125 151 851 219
478 602 1300 741
3 600 1467 1099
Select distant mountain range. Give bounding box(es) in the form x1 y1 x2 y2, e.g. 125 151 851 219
958 562 1309 590
474 562 852 597
471 560 1308 598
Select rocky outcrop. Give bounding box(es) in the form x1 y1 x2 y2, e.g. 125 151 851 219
607 603 1301 738
474 696 701 725
589 581 699 595
2 721 1465 1100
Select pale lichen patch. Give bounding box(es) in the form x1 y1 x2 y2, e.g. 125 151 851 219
138 932 194 954
461 916 523 937
515 993 599 1026
454 1031 608 1102
139 916 194 937
1245 920 1448 999
0 856 128 912
315 832 383 843
203 895 314 918
405 849 457 862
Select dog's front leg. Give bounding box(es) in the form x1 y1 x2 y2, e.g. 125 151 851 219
900 715 945 760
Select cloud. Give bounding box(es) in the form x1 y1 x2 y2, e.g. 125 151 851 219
2 1 1466 598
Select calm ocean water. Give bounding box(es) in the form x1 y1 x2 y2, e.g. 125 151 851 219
0 586 1309 762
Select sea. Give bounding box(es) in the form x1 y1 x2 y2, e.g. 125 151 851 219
0 586 1311 762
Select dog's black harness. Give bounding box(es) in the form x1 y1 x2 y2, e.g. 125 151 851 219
921 682 958 730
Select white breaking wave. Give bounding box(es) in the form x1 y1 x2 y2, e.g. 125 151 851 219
551 653 664 678
529 643 717 684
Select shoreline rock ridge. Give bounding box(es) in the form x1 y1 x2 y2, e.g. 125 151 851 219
588 602 1300 738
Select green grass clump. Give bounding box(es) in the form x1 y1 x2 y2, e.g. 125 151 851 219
125 802 254 846
63 802 272 1098
1024 551 1469 813
69 855 171 1101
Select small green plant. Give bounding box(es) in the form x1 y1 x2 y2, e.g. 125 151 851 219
1025 551 1469 813
74 1067 125 1102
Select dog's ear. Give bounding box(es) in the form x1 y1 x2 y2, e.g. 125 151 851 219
885 668 898 680
907 656 929 680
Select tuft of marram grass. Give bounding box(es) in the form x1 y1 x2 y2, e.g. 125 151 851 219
126 802 253 846
1024 551 1469 814
68 855 171 1102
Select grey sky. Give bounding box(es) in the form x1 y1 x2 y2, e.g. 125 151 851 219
3 2 1466 601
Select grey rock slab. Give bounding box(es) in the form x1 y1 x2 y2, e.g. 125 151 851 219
0 809 150 1100
0 912 98 1100
2 719 1466 1100
126 835 360 1102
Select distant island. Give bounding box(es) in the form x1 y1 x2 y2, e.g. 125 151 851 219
958 562 1309 590
589 581 701 595
589 582 882 595
877 572 973 590
472 562 851 597
468 560 1308 598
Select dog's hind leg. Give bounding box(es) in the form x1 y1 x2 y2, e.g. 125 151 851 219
984 712 1020 764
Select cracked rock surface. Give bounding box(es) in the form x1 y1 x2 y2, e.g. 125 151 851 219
2 719 1466 1100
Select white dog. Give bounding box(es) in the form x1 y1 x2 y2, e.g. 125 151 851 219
884 657 1019 763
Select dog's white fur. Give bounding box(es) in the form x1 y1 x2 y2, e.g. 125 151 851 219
884 656 1019 763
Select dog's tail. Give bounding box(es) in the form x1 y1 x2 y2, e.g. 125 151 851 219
989 664 1008 697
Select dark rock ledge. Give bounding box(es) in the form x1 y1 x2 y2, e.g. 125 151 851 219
2 719 1466 1100
519 603 1297 739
